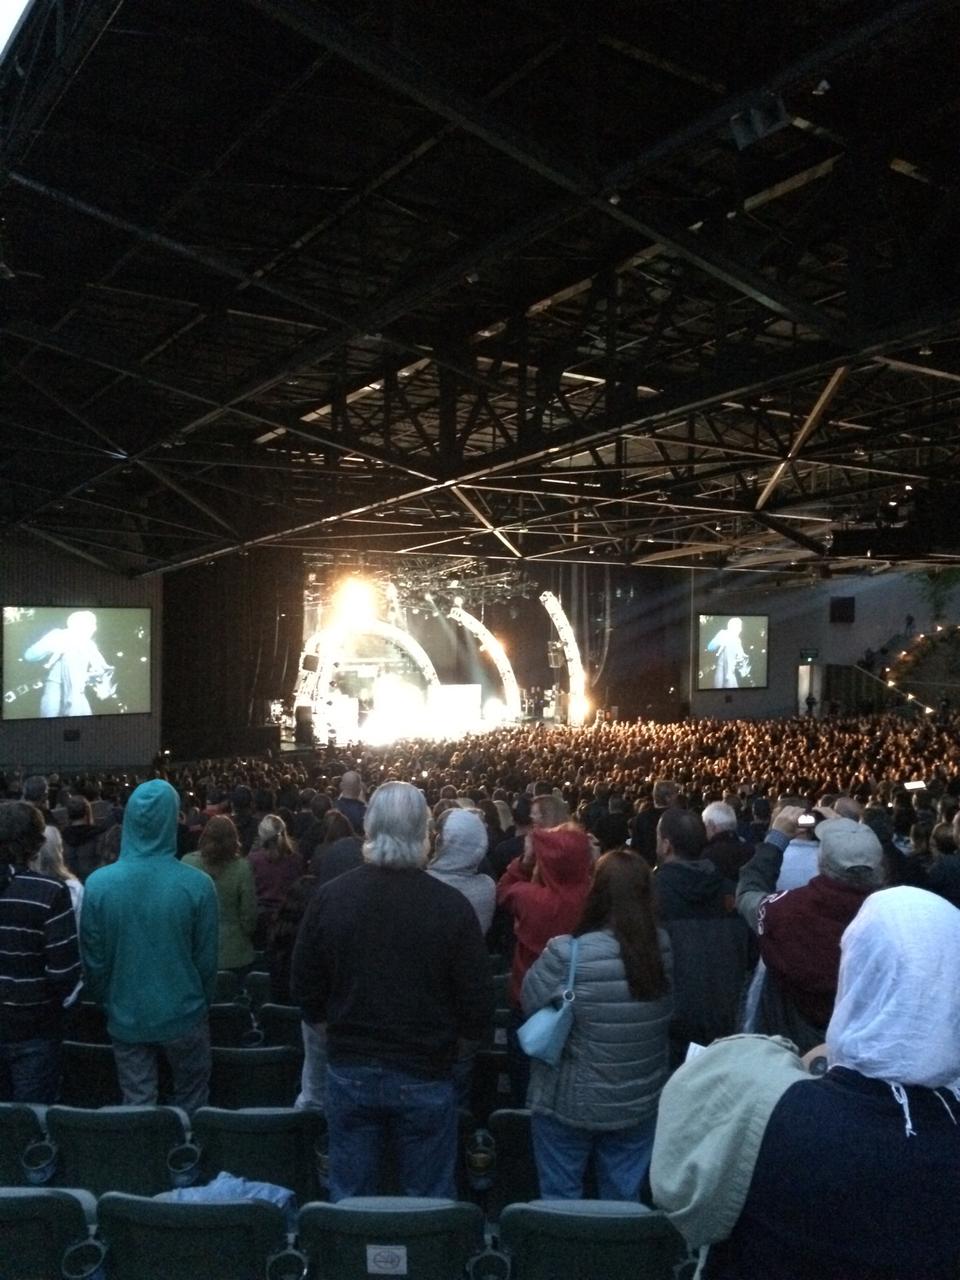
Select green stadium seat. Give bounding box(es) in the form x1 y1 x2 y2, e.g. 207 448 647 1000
193 1106 326 1205
214 970 242 1003
299 1197 484 1280
59 1041 122 1107
492 972 510 1010
487 1109 539 1219
243 970 273 1011
471 1049 511 1123
257 1003 305 1050
208 1002 258 1047
497 1200 689 1280
97 1191 291 1280
209 1046 302 1108
46 1105 194 1197
0 1187 102 1280
0 1102 46 1185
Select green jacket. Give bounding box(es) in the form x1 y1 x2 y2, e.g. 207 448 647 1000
650 1034 811 1247
182 852 257 970
81 780 218 1044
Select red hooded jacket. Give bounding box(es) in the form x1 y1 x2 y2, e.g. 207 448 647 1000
496 825 593 1008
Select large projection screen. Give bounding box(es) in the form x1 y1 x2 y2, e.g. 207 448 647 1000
697 614 769 691
3 606 152 719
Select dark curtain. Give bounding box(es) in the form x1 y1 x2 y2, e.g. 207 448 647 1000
162 549 304 757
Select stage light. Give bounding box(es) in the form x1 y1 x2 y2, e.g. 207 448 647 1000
483 696 507 724
454 595 464 606
332 577 377 627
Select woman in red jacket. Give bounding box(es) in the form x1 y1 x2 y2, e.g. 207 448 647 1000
496 823 593 1104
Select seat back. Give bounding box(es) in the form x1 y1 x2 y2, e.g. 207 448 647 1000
209 1046 302 1108
208 1002 258 1047
258 1003 305 1049
47 1105 189 1197
498 1200 688 1280
193 1106 325 1204
487 1109 538 1219
214 970 242 1003
0 1102 46 1185
0 1187 96 1278
58 1041 122 1107
299 1197 484 1280
98 1191 289 1280
471 1049 511 1123
243 970 273 1011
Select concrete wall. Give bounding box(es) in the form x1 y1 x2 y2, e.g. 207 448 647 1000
0 537 162 771
688 570 943 719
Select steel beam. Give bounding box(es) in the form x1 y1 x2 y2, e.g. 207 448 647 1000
755 367 850 510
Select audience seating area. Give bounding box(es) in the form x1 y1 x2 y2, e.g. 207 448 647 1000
0 965 680 1277
0 1187 690 1279
0 952 697 1278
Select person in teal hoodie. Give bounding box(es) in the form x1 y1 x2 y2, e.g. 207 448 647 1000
81 779 218 1112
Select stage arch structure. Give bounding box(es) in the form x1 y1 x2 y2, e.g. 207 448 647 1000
539 590 588 726
448 605 522 723
295 618 441 738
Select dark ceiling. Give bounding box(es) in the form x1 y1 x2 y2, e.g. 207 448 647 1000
2 0 960 583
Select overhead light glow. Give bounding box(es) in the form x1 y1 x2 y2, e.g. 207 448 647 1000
332 577 377 627
0 1 34 64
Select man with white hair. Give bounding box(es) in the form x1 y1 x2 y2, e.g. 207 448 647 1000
290 781 493 1201
701 800 750 881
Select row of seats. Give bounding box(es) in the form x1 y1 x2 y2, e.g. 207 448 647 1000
2 1104 325 1204
2 1103 552 1217
211 962 510 1012
68 998 303 1051
57 1043 304 1110
2 1189 690 1280
56 1037 511 1121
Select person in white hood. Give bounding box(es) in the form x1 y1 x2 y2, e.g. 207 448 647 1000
428 808 495 937
652 886 960 1279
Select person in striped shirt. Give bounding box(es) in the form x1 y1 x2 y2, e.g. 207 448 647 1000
0 800 82 1102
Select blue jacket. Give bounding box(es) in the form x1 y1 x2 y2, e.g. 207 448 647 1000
81 780 218 1044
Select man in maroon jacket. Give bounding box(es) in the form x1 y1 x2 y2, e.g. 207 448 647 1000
738 815 885 1050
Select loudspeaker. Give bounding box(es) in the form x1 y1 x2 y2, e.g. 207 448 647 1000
300 653 319 672
294 705 315 746
830 597 856 623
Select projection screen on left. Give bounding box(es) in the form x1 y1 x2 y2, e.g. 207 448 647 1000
3 606 152 719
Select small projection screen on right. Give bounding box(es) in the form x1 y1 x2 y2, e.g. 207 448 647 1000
697 614 769 691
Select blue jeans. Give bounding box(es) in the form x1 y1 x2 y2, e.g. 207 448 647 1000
0 1038 61 1103
531 1111 656 1201
325 1061 457 1202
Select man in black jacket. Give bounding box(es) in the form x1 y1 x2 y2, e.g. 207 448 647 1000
291 781 493 1201
654 807 753 1060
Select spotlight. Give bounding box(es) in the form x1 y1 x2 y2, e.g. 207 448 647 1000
332 577 377 627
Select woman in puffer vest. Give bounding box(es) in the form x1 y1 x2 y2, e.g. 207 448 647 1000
521 848 673 1200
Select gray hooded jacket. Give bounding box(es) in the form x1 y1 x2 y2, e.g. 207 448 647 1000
428 809 495 935
522 927 674 1129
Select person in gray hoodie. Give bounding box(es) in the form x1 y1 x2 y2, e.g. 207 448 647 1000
428 808 495 937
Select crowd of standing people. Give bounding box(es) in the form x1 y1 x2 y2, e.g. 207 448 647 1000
3 712 960 1276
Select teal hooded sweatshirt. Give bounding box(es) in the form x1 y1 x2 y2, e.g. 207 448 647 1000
81 779 218 1044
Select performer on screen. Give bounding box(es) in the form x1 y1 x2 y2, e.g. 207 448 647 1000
23 610 116 717
706 616 751 689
